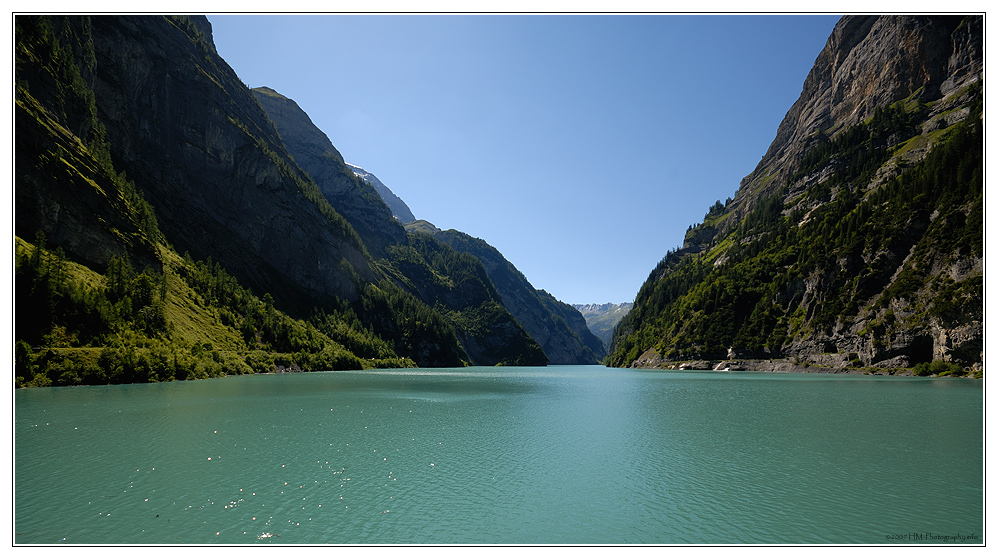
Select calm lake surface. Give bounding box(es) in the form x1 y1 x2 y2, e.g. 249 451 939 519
15 365 983 544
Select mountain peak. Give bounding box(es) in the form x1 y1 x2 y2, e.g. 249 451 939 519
252 85 287 99
404 220 442 235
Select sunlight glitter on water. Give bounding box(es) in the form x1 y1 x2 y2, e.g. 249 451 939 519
14 367 983 544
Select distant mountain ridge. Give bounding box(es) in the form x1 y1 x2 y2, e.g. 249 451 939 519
573 303 633 350
345 163 417 224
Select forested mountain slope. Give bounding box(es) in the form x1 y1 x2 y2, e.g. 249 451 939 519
608 15 982 375
429 227 605 364
252 85 601 365
252 86 547 366
14 15 552 385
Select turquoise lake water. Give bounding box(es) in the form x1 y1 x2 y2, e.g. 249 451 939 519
14 365 983 544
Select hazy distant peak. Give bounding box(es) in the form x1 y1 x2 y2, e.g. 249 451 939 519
571 302 633 348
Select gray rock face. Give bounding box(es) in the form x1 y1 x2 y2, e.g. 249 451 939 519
252 87 407 254
16 93 160 272
732 16 983 372
76 16 376 309
740 15 982 205
345 163 417 225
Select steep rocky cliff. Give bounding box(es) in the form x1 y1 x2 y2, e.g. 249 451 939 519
16 84 161 273
50 16 377 312
609 15 982 374
251 87 546 366
16 16 164 273
738 15 982 208
251 87 407 254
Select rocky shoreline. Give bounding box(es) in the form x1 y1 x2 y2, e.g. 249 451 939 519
627 349 981 378
650 359 879 375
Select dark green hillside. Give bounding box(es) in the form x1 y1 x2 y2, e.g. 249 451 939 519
381 232 547 366
422 227 604 364
403 219 442 236
15 235 417 388
609 84 982 374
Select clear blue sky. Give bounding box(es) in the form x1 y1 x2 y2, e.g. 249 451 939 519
209 14 840 305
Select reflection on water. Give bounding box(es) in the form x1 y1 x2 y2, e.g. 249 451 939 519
15 366 983 544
